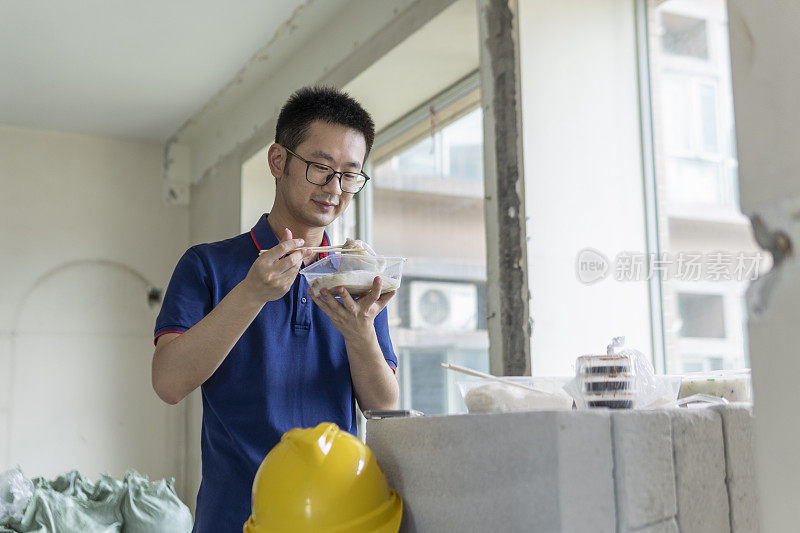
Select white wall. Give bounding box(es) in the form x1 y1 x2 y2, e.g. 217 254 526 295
241 147 275 233
0 125 190 497
519 0 653 375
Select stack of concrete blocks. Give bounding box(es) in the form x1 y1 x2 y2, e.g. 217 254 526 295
366 405 758 533
611 410 678 533
366 411 616 532
715 405 759 533
669 409 730 532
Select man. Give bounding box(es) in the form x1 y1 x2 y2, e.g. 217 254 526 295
152 86 400 531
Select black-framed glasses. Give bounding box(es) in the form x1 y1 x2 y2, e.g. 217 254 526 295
283 146 370 194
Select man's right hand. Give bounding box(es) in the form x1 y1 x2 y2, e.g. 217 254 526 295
153 227 314 405
242 228 312 303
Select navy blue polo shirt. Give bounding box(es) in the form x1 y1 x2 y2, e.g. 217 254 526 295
154 213 398 532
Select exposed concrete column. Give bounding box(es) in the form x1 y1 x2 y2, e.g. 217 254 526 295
477 0 531 375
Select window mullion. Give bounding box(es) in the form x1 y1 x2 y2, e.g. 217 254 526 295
636 0 668 374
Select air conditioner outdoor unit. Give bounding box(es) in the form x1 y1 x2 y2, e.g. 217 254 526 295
409 280 477 331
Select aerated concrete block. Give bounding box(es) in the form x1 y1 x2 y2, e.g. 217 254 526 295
670 409 730 533
366 411 615 533
714 404 760 532
630 517 679 533
611 410 677 532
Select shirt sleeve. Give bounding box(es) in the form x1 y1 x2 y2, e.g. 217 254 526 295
373 307 398 373
154 247 213 344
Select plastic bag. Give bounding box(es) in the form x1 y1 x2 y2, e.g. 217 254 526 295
121 473 192 533
565 337 676 409
3 471 124 532
0 470 190 533
0 470 33 523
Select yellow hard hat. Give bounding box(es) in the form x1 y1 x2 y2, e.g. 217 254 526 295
243 422 402 533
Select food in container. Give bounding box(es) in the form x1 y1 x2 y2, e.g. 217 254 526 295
307 268 402 296
565 337 688 409
300 240 405 297
457 377 573 413
565 337 677 409
341 238 376 256
678 370 751 402
575 354 635 409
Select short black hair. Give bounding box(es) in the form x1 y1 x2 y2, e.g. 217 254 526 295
275 86 375 160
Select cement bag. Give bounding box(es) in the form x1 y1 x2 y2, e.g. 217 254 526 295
3 471 123 532
0 470 191 533
121 472 192 533
0 470 33 523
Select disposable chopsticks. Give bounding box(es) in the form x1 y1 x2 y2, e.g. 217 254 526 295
440 363 547 394
259 245 365 255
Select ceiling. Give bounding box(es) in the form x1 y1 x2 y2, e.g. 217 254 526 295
0 0 480 145
0 0 322 142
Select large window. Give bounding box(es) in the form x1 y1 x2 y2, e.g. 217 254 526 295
368 76 488 415
344 0 762 413
646 0 763 373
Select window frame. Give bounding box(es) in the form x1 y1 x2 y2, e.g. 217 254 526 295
635 0 668 373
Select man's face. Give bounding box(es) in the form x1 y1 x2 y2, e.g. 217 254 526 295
275 120 367 228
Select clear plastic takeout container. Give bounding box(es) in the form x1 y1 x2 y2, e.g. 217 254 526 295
300 253 406 297
457 377 574 414
677 369 751 403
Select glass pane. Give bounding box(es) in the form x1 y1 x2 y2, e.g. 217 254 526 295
394 136 437 177
372 102 489 414
661 12 709 59
441 109 483 181
409 350 448 415
649 0 766 373
680 355 725 373
661 77 693 153
699 83 719 153
665 158 721 205
374 108 485 197
676 293 726 338
681 360 704 373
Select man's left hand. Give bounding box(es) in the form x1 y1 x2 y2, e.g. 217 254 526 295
307 277 395 339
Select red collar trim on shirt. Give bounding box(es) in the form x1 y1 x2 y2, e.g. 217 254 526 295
250 228 261 250
319 233 330 259
250 217 330 257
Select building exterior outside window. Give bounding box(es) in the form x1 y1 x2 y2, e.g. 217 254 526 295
370 81 488 415
647 0 765 373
